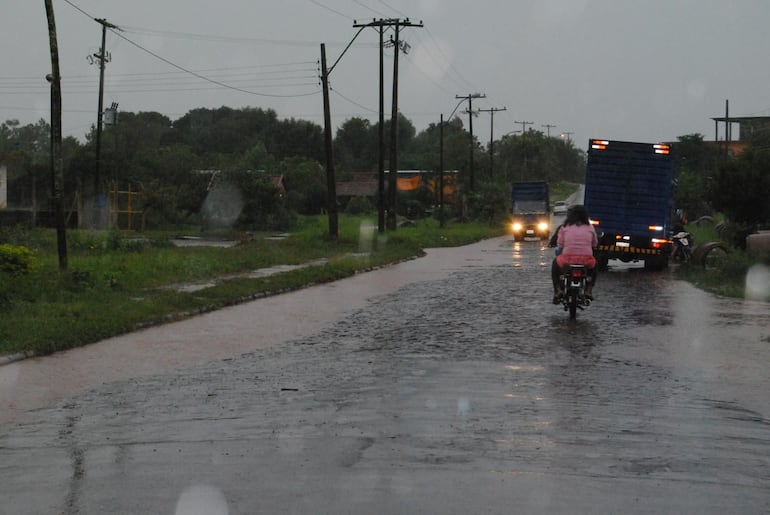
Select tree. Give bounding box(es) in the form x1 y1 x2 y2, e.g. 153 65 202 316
270 118 324 162
277 157 326 215
140 144 205 227
708 146 770 231
239 141 275 172
0 119 50 207
171 106 276 158
495 130 583 184
334 117 375 172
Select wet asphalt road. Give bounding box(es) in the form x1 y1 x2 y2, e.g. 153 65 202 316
1 236 769 514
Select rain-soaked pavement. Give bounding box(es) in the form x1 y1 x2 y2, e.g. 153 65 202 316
1 236 769 514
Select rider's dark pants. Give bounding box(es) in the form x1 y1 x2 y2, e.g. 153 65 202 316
551 259 597 290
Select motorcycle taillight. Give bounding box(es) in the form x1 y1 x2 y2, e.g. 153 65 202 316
570 270 583 278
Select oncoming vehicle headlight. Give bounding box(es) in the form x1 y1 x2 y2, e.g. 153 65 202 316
538 222 549 232
512 222 523 232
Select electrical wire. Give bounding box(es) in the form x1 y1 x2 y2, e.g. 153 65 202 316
107 28 321 98
422 26 479 93
330 87 378 115
58 0 325 99
119 25 376 49
378 0 407 18
399 51 454 97
352 0 389 18
308 0 353 20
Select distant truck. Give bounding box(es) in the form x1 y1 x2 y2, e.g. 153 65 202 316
510 181 550 241
583 139 675 271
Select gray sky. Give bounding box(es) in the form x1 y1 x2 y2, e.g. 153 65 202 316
3 0 769 150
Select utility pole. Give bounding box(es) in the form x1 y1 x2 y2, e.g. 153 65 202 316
354 18 423 231
439 113 445 227
515 120 533 134
541 124 556 137
561 131 573 143
319 43 338 240
378 23 385 233
515 120 534 181
44 0 67 270
479 106 506 178
89 18 118 228
457 93 485 191
387 21 401 231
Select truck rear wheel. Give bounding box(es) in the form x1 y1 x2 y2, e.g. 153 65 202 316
597 253 610 271
644 255 668 271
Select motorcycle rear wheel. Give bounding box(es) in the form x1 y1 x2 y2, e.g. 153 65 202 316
567 292 578 320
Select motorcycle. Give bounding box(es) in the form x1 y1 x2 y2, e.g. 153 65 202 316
671 231 693 263
560 264 591 320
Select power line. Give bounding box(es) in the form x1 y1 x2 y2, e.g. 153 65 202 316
61 0 92 19
308 0 353 20
423 26 478 93
119 25 377 48
60 0 321 99
330 88 378 114
108 28 321 98
352 0 389 17
378 0 407 17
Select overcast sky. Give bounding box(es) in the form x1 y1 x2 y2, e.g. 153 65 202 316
3 0 769 150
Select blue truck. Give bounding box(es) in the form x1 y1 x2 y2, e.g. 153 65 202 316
510 181 550 241
583 139 675 271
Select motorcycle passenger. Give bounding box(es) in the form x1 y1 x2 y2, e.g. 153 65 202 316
551 204 598 303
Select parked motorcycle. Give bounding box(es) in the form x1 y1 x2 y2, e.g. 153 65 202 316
671 231 693 263
560 264 591 320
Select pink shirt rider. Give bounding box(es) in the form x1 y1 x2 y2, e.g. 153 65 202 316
556 223 598 269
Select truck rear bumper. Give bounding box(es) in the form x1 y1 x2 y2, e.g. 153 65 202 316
598 244 663 257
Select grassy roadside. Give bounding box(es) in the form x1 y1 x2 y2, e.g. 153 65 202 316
0 216 506 358
674 221 770 301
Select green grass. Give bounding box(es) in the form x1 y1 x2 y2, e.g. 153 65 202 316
674 217 770 301
0 216 504 358
550 181 581 203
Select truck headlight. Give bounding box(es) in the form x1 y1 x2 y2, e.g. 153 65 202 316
538 222 549 232
512 222 523 232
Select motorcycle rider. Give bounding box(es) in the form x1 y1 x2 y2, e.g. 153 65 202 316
551 204 598 303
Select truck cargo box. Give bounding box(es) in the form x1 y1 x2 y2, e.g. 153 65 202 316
584 139 674 270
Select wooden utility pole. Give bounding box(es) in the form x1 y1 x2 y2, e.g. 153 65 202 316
44 0 67 270
515 120 534 134
479 106 506 179
319 43 338 240
439 114 445 227
387 21 401 230
457 93 486 191
92 18 118 228
541 124 556 137
378 24 385 233
354 18 423 231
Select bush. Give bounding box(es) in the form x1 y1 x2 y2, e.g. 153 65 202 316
0 244 36 275
345 196 376 215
